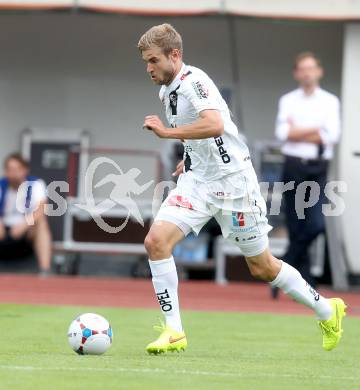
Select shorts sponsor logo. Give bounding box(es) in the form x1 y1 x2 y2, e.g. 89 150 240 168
191 81 209 99
168 195 193 210
232 211 245 227
242 235 257 241
234 235 257 242
231 212 256 233
214 136 231 164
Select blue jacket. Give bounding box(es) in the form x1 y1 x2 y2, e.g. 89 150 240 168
0 176 40 217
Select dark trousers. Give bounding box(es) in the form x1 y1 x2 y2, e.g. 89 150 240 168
283 156 329 286
0 226 33 259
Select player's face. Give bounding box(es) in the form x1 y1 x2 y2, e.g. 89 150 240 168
5 159 28 187
293 57 323 88
142 46 180 86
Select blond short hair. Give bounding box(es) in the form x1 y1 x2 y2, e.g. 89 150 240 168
137 23 183 56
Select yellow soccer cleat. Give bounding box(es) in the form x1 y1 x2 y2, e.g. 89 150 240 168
146 320 187 355
318 298 347 351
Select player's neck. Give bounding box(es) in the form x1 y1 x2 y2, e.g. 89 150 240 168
166 62 184 86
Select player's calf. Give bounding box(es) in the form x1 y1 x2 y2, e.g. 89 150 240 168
245 249 281 282
242 245 346 350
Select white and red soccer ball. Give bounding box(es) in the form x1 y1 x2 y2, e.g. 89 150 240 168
67 313 113 355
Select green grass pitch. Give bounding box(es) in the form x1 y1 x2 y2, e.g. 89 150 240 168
0 304 359 390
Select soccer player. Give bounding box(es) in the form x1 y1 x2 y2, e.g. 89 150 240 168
137 24 346 355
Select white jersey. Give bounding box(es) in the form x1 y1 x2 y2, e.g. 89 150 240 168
159 63 252 182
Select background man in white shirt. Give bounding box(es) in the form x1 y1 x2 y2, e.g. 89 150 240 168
0 153 52 275
275 52 341 293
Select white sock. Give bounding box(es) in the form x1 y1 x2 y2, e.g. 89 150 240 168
148 256 183 332
270 261 333 320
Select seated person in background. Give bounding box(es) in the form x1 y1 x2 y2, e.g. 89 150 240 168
0 153 52 275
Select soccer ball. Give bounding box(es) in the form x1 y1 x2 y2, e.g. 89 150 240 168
67 313 113 355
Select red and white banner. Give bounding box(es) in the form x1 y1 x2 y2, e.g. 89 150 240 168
0 0 72 9
1 0 360 20
78 0 220 15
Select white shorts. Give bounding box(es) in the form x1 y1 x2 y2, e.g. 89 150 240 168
155 167 272 257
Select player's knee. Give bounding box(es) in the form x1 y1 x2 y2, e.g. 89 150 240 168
144 232 155 253
144 230 169 258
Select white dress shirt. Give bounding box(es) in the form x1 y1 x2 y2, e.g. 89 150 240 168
275 87 341 160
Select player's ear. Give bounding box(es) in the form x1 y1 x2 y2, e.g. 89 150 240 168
170 48 181 61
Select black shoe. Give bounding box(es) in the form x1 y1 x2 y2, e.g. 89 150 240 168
271 286 279 300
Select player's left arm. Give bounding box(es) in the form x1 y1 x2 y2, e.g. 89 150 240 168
143 109 223 139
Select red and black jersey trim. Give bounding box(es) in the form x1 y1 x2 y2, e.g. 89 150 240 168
180 70 192 81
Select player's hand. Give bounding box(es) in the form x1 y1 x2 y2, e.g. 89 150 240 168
172 160 184 177
143 115 169 138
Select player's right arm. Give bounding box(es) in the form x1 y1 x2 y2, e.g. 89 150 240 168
176 75 224 139
163 109 223 139
144 73 224 140
144 109 223 140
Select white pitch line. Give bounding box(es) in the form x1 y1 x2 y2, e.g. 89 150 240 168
0 365 357 381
